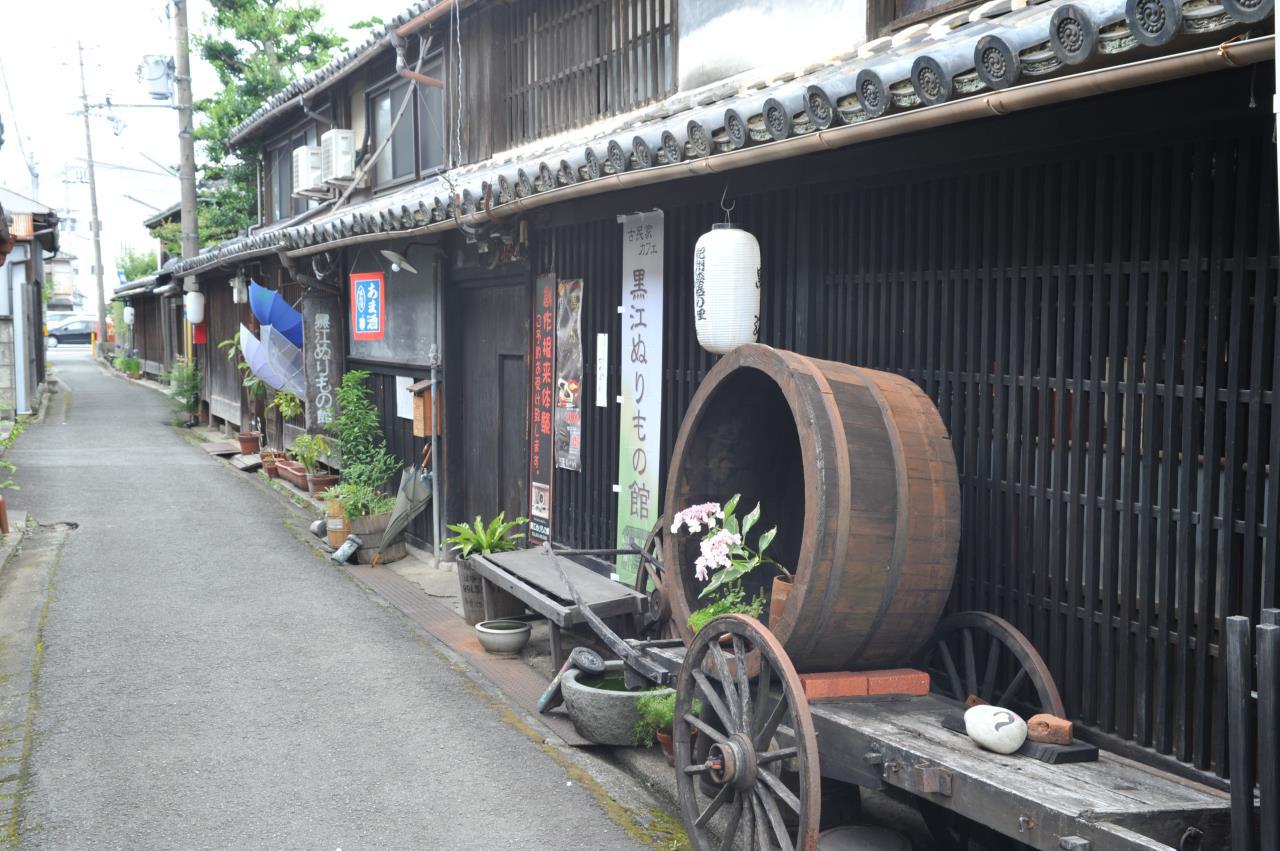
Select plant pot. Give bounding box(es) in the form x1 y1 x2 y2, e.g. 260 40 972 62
457 556 522 625
325 499 350 548
306 472 339 497
475 620 532 655
127 371 141 380
562 661 675 746
653 727 696 766
260 450 279 478
769 574 794 628
347 511 407 565
655 728 675 765
276 459 309 491
237 431 261 455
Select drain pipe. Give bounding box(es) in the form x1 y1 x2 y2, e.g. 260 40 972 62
280 34 1273 259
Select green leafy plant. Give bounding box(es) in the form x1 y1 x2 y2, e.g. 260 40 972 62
331 370 400 490
268 390 303 420
632 692 704 747
291 433 333 474
166 359 202 416
445 512 528 560
217 335 239 362
0 418 28 493
319 482 395 519
687 585 765 634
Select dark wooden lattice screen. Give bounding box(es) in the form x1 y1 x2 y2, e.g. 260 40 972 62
534 69 1278 785
503 0 674 146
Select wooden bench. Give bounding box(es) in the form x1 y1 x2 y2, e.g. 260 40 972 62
469 549 648 668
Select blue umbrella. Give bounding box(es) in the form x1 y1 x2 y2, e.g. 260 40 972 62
248 280 304 348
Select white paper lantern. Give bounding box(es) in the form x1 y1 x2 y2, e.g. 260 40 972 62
183 290 205 324
693 223 761 354
122 305 135 326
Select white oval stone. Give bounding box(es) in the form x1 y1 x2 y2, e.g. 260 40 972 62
964 705 1028 754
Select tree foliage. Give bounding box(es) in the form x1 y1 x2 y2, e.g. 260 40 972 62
116 246 158 283
192 0 344 245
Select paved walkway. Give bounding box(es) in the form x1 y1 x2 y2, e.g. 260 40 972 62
10 349 648 849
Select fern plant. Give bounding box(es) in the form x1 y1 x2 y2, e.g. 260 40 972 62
166 359 201 416
445 512 528 560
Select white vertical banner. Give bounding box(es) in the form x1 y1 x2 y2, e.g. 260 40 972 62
615 210 664 584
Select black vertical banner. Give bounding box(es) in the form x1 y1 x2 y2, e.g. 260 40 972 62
529 273 556 543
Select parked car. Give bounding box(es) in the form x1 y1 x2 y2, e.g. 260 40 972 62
46 317 95 347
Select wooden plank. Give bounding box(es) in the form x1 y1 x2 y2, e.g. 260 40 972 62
1224 616 1255 849
476 550 646 612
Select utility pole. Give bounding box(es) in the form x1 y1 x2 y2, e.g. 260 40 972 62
173 0 198 360
77 42 107 354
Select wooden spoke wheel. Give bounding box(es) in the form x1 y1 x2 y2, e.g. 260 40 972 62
674 615 820 851
632 518 671 638
915 611 1064 848
919 611 1065 718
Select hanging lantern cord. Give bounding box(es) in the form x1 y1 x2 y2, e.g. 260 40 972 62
720 182 735 224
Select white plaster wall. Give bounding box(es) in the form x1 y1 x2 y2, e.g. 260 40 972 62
678 0 870 91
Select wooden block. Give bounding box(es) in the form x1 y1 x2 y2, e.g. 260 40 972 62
800 672 868 700
864 668 930 697
965 693 987 708
798 669 930 700
1026 713 1073 745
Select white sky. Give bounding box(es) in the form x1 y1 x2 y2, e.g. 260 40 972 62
0 0 381 313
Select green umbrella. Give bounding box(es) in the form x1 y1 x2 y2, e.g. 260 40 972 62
378 446 434 559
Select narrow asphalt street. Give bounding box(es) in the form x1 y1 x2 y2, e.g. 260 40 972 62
7 348 651 849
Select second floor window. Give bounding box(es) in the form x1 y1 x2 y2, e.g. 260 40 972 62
370 53 447 188
267 127 317 222
372 81 415 186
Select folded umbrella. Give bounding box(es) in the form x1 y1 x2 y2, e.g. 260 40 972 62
239 324 287 392
377 445 434 562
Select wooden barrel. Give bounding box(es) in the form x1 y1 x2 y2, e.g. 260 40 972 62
664 345 960 672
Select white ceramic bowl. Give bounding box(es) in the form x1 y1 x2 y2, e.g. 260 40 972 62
475 620 532 655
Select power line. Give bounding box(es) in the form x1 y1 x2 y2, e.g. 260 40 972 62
0 54 37 194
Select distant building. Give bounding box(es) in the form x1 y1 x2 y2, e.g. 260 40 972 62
45 252 85 316
0 185 59 418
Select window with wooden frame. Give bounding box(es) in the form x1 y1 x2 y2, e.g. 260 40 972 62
266 125 319 223
369 52 447 188
502 0 675 147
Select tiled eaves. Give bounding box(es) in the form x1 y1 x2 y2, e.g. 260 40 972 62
227 1 435 146
177 0 1272 277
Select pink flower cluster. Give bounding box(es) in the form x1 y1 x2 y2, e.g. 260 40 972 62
695 529 742 581
670 502 723 535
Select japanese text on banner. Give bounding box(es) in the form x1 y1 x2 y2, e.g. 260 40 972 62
615 211 663 583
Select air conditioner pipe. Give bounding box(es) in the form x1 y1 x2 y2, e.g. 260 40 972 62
282 35 1273 260
396 0 458 37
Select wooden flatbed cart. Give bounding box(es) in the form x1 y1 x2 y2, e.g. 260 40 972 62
552 346 1239 851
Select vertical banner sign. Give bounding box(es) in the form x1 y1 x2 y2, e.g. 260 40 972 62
615 210 664 584
301 289 341 432
555 279 584 471
529 273 557 544
350 271 385 341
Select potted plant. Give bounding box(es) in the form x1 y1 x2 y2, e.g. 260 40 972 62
670 494 790 632
634 691 703 764
445 512 528 625
113 349 141 379
324 370 405 560
165 358 201 427
322 482 398 564
291 432 336 495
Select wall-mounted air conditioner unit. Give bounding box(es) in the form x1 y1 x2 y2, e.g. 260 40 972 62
321 129 357 182
292 146 324 194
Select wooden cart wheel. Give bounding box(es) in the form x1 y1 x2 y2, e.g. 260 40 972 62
632 518 671 637
919 611 1065 718
915 611 1064 849
674 614 820 851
